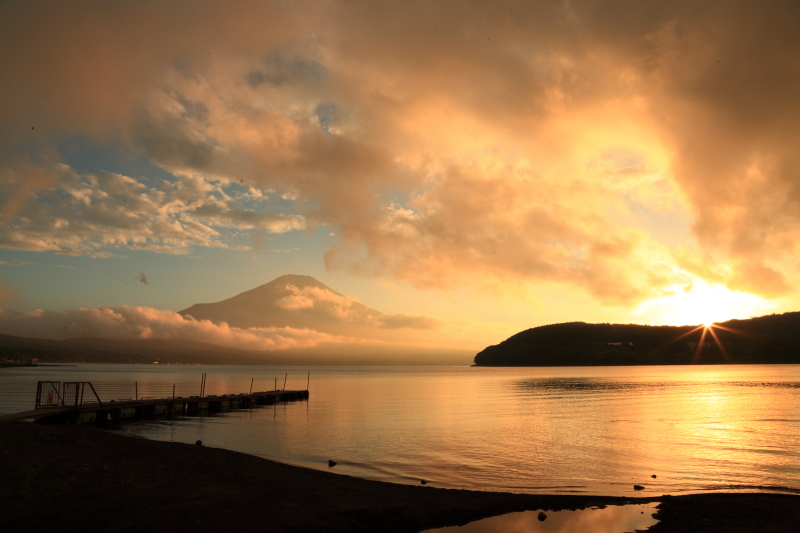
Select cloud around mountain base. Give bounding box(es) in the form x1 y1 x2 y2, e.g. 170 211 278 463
0 306 347 351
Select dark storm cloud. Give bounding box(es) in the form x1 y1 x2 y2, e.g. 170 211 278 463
132 113 217 171
246 55 328 88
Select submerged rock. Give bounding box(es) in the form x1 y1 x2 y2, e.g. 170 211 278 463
328 460 337 467
420 480 428 485
634 485 645 490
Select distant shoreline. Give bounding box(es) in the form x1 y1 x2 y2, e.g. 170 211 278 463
1 423 798 532
0 362 77 368
4 359 799 368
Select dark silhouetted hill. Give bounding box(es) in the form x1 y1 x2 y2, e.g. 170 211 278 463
473 312 800 366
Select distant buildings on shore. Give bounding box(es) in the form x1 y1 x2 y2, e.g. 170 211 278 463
686 342 723 350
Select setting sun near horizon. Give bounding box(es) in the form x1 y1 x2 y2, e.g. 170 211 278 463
635 279 773 329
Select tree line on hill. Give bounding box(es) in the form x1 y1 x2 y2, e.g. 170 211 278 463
473 312 800 366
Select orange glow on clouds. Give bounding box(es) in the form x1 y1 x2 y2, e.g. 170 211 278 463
2 1 800 345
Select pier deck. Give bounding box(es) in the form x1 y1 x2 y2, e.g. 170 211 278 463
0 388 309 424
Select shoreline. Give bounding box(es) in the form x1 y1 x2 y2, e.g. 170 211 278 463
1 424 799 532
0 362 78 368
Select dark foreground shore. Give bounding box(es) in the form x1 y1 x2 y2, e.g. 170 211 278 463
1 424 798 532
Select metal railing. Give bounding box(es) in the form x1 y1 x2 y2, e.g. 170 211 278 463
35 381 103 409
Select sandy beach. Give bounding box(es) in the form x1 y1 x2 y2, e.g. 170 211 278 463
0 423 798 532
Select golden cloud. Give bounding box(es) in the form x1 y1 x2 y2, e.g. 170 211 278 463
2 1 799 304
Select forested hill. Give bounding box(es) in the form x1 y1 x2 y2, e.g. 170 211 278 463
473 312 800 366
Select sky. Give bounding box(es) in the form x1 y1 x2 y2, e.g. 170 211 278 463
1 0 799 351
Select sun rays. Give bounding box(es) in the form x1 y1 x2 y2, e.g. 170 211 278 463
691 322 764 363
654 320 760 364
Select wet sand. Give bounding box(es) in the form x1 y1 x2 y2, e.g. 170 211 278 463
1 423 798 532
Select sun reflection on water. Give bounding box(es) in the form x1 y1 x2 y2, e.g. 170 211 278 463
4 364 800 496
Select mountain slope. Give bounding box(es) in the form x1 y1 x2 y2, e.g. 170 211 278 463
179 275 381 334
179 274 478 351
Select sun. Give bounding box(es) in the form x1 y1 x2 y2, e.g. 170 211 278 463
636 279 772 326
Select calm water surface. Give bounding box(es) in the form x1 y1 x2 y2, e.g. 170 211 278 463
424 503 660 533
2 364 799 496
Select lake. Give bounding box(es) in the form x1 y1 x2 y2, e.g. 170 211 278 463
2 364 799 497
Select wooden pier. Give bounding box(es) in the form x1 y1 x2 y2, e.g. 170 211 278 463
0 380 309 425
